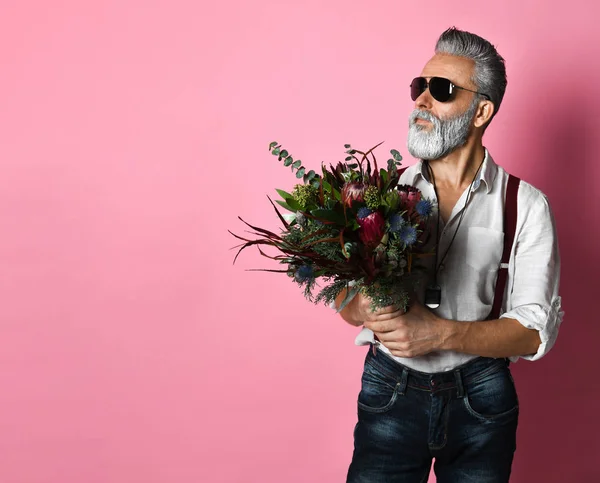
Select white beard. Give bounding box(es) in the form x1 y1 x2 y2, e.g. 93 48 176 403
406 99 478 160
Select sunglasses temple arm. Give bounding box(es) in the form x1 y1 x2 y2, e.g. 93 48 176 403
457 85 491 100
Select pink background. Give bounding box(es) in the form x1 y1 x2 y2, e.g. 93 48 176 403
1 1 599 482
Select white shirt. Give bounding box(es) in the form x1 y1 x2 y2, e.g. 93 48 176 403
353 149 564 373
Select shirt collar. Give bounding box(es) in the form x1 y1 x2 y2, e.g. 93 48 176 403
479 148 498 194
415 148 498 194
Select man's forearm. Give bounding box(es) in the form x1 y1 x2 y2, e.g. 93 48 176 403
334 289 363 327
440 316 541 358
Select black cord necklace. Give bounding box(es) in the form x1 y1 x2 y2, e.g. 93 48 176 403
424 157 485 309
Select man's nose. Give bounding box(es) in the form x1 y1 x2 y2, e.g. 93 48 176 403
415 87 433 110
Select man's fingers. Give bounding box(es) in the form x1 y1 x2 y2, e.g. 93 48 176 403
364 304 404 317
366 308 405 322
365 318 400 333
371 337 417 358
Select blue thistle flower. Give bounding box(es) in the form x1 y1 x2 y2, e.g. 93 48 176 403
357 207 372 220
388 213 405 233
294 265 314 282
415 199 434 218
399 225 417 246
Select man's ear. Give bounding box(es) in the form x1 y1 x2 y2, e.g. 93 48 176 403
474 100 495 128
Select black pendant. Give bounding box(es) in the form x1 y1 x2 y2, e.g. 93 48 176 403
425 285 441 309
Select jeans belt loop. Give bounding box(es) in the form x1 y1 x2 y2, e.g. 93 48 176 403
454 368 465 399
397 367 409 396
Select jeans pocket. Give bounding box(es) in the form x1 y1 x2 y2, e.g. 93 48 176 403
357 361 400 414
463 366 519 422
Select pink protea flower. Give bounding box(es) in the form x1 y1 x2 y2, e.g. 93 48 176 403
397 184 421 213
341 182 366 208
407 190 421 207
357 208 385 247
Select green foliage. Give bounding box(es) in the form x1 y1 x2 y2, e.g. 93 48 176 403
311 240 346 263
281 222 344 263
292 184 318 210
313 279 351 306
364 185 380 210
361 279 410 312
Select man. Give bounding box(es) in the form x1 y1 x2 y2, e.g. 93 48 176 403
336 27 563 483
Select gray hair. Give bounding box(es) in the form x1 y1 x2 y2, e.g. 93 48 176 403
435 27 507 125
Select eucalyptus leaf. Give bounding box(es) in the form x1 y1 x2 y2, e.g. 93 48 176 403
280 150 289 158
391 149 402 161
273 147 281 156
292 160 302 169
344 144 351 149
284 156 294 166
269 141 278 150
296 167 306 178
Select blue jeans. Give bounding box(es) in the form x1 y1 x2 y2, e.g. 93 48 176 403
347 347 519 483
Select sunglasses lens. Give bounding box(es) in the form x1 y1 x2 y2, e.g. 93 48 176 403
410 77 426 101
429 77 452 102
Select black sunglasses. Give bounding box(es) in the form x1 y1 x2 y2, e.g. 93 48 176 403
410 76 491 102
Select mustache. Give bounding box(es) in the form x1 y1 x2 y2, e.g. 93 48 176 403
409 109 439 125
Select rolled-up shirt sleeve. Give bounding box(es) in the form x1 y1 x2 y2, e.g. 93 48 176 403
501 185 564 361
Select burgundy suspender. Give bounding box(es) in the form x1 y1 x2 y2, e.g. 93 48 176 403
489 174 521 320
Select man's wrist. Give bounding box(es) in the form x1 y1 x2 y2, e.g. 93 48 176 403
438 318 467 352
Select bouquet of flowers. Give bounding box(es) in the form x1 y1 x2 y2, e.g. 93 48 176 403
229 141 435 312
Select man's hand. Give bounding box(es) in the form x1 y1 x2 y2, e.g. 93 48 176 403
335 289 405 327
364 302 450 358
353 293 407 324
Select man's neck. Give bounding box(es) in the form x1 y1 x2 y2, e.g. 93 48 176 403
427 138 485 191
